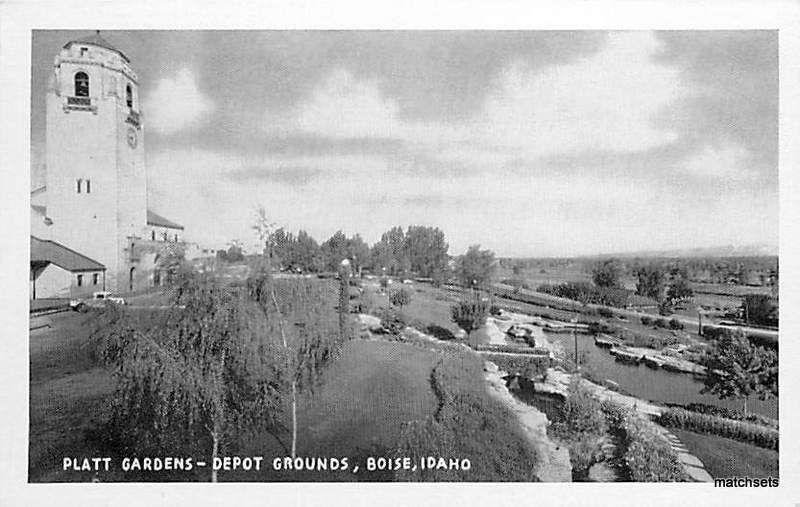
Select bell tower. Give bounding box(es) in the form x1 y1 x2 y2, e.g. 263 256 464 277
45 31 147 291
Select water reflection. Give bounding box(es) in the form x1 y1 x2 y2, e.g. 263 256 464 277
547 332 777 418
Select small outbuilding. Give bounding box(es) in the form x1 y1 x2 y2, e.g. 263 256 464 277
30 235 106 299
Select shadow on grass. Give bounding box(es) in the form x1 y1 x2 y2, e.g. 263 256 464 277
425 325 457 341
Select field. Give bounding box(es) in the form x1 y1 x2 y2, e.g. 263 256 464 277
670 428 779 479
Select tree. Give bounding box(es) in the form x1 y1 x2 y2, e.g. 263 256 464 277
225 241 245 263
247 263 350 460
346 234 371 275
295 230 322 272
389 287 412 309
666 276 694 304
741 294 778 326
702 330 777 416
371 226 408 275
634 265 666 302
591 258 623 288
252 206 278 262
451 295 490 343
456 245 496 289
403 225 449 278
91 270 288 482
320 230 350 271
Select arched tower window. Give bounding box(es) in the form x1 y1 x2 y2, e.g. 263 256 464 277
74 72 89 97
126 84 133 108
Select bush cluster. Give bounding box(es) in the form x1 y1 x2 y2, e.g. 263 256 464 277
623 333 678 350
481 353 550 380
657 407 778 450
376 306 408 335
668 318 684 330
550 380 608 479
640 316 653 326
597 307 615 319
600 401 687 482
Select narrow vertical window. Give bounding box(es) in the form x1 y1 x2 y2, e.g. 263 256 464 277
86 180 91 193
80 47 88 57
92 273 98 285
162 232 168 241
174 234 178 242
76 178 82 193
151 230 155 241
126 84 133 108
74 72 89 97
77 274 83 287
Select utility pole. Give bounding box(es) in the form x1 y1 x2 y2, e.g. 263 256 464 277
571 318 579 370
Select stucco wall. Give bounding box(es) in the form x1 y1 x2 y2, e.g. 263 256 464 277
31 264 104 299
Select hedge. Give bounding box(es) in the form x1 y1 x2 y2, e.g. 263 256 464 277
474 343 550 355
481 353 550 379
656 407 778 450
601 401 687 482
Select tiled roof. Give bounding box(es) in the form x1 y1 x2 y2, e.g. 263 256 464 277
147 209 184 230
30 236 105 272
64 31 130 63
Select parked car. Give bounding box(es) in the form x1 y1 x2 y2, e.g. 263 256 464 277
70 291 126 312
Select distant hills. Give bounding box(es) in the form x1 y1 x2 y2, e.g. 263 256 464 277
582 243 778 259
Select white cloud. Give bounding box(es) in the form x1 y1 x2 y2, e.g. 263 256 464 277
143 69 214 135
275 31 681 163
481 31 681 156
681 144 756 181
293 69 400 138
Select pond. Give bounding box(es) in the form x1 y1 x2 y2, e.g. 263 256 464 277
546 331 777 419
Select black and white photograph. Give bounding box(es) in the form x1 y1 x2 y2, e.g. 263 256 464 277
2 1 799 505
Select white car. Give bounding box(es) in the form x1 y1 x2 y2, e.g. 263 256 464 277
70 291 126 312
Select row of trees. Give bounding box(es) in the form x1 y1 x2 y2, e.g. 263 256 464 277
251 208 501 289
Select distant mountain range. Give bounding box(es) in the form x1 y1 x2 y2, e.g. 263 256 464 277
583 243 778 259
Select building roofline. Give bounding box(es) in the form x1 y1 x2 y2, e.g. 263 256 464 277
30 235 106 272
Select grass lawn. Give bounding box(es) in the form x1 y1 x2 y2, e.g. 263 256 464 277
671 428 779 479
289 339 440 480
29 312 115 482
364 283 490 345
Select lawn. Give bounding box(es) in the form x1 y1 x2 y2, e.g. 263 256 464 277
290 339 441 480
29 312 116 482
671 428 779 479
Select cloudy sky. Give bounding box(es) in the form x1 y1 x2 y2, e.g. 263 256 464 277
30 30 777 257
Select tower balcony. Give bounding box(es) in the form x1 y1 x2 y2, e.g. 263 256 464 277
63 96 97 114
125 109 141 129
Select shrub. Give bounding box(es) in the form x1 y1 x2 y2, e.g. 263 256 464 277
597 307 614 319
640 316 653 326
481 353 550 379
657 407 778 450
665 402 778 429
389 287 412 308
489 304 502 316
376 306 407 335
601 401 686 482
668 318 684 330
451 296 490 338
553 379 607 438
653 318 668 328
550 379 608 478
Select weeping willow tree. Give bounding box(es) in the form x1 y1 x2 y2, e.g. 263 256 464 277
246 261 352 459
92 269 290 482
